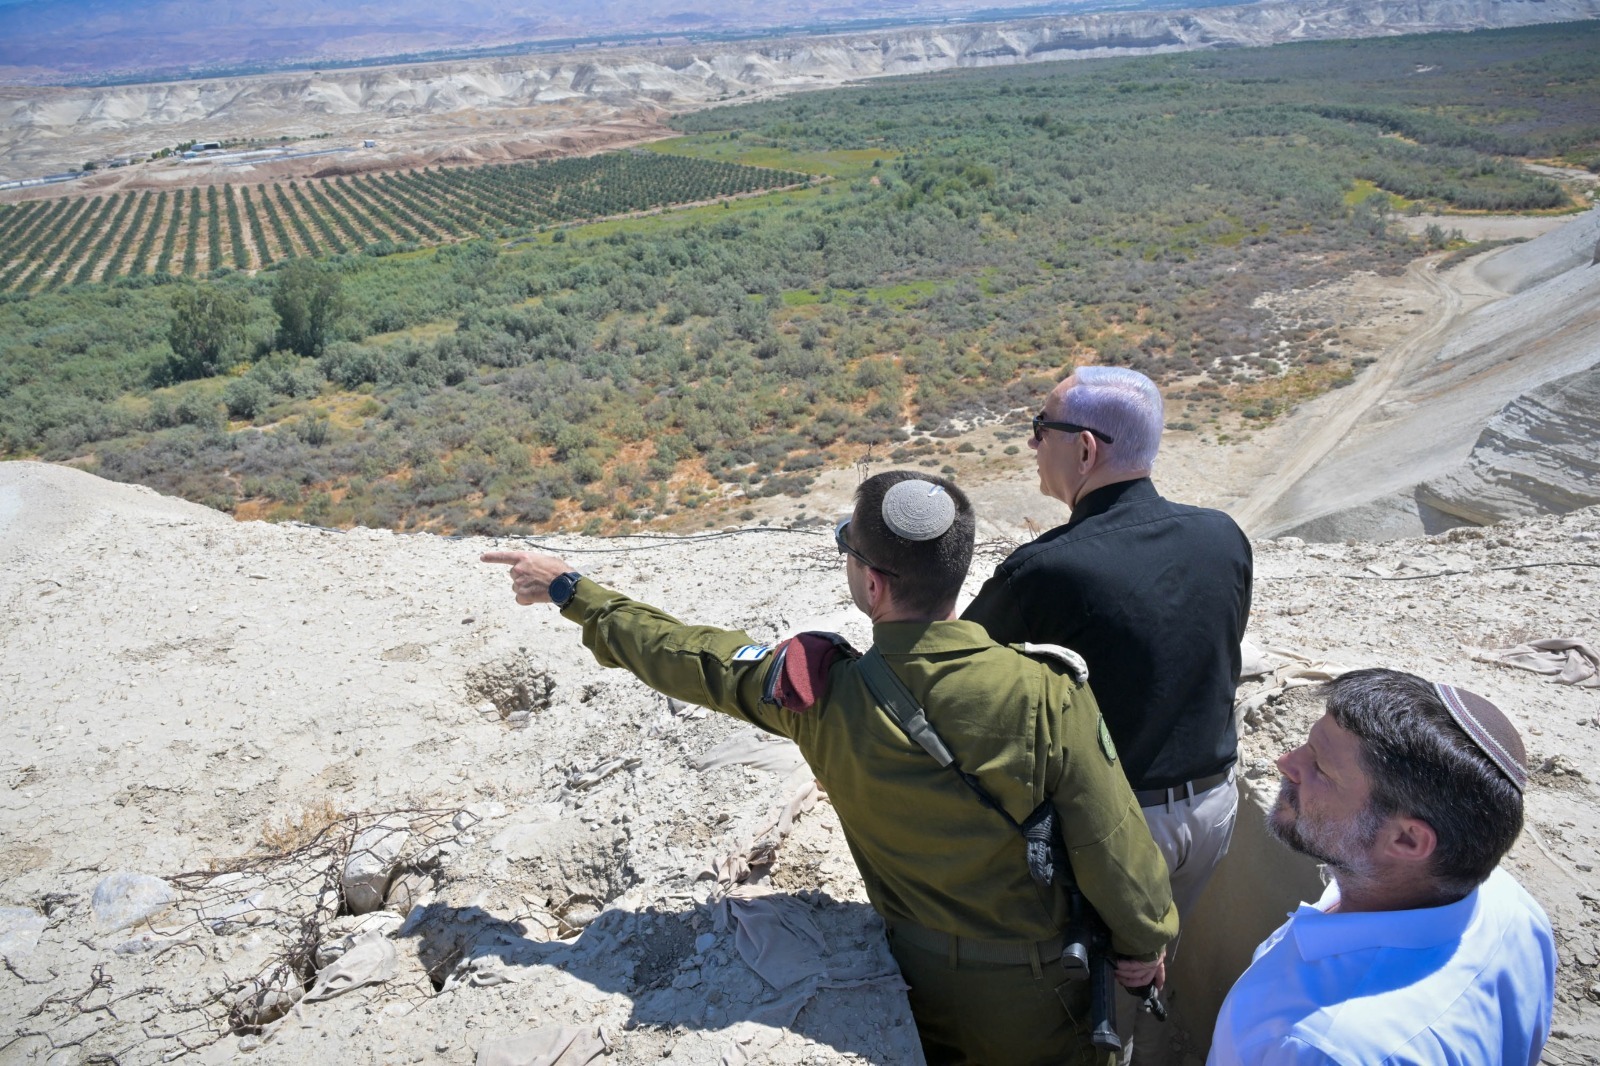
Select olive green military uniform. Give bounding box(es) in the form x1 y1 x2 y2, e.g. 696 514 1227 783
559 578 1177 1065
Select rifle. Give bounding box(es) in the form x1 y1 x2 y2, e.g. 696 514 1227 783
858 649 1167 1053
1026 804 1167 1053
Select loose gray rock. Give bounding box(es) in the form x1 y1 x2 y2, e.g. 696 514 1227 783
384 869 432 918
342 821 410 916
231 963 304 1028
0 906 47 959
91 872 177 931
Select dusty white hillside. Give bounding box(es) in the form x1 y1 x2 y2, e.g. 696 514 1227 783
1 461 1597 1065
1257 206 1600 541
1418 365 1600 525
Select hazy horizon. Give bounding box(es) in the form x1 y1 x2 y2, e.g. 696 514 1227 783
0 0 1126 86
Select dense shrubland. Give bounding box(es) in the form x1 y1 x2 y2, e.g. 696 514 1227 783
0 22 1595 533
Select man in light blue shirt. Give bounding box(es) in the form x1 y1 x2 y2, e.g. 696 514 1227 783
1209 669 1556 1065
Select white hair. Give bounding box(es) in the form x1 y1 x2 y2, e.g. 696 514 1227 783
1060 366 1163 473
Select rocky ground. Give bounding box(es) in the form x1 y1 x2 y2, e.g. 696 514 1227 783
1 460 1597 1065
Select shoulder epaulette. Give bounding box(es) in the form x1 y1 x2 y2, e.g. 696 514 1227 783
1015 642 1089 684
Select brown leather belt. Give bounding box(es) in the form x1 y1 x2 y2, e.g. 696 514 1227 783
1133 770 1231 809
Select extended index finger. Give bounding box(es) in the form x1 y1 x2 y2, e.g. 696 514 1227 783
479 551 527 566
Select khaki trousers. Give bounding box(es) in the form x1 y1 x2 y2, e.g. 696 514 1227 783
1117 771 1240 1066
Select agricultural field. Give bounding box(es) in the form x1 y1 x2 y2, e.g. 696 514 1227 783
0 153 809 292
0 22 1596 535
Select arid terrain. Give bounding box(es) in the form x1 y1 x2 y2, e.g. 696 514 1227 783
3 204 1600 1065
2 7 1599 1060
1256 203 1600 541
1 461 1596 1065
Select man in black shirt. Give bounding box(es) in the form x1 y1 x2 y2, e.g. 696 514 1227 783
963 366 1252 1065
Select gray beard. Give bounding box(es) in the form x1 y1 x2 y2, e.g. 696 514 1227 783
1267 779 1384 879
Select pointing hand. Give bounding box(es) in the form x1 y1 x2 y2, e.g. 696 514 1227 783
480 550 571 606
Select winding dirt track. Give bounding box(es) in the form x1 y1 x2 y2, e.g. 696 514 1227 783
1228 256 1467 536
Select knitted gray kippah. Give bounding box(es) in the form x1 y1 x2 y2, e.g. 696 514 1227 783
882 479 956 542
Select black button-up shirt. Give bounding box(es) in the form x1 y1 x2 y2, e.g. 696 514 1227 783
962 478 1253 790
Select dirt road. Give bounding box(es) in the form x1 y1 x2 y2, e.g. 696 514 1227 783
1228 256 1470 536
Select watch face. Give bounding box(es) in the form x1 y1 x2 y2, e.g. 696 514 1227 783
551 572 580 606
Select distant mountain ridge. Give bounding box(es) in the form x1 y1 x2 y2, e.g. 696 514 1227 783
3 0 1598 85
4 0 1598 181
1 0 1112 85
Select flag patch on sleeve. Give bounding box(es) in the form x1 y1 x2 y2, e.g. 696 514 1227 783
732 644 772 662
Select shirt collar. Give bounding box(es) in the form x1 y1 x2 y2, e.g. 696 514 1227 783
871 619 999 657
1291 879 1483 961
1066 477 1159 528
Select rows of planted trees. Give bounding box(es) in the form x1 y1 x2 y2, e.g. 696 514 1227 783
0 154 808 292
0 22 1595 536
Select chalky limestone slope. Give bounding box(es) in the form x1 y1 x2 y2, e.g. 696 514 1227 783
1418 366 1600 526
1268 207 1600 542
1 461 1597 1063
5 0 1600 178
0 461 917 1065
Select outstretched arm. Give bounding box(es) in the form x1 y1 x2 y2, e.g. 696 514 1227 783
479 550 801 740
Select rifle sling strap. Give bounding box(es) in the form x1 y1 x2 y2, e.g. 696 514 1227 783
857 653 1145 1034
858 646 1055 858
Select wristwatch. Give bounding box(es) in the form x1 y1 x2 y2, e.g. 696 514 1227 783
547 571 584 608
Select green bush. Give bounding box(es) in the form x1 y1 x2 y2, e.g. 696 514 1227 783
568 454 604 484
223 377 273 419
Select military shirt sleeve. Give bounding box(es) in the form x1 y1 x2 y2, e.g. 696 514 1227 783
1044 672 1178 959
557 577 802 740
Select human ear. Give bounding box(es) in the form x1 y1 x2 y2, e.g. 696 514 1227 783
864 567 890 612
1383 816 1438 864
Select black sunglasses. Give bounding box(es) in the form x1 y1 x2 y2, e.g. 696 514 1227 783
1031 411 1115 445
835 518 900 577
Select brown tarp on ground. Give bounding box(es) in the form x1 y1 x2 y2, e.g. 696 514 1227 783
1477 638 1600 688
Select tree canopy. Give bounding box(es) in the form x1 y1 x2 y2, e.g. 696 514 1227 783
164 284 250 381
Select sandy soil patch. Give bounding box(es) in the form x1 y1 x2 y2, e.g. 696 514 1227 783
1395 213 1584 242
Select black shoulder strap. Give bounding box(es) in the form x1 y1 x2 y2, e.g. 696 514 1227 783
859 647 1058 855
857 646 958 769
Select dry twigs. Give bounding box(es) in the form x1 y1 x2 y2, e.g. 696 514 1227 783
2 806 472 1063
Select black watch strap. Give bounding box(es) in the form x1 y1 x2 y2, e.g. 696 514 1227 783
548 571 584 608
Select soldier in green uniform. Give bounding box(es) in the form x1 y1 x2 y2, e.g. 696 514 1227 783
482 470 1177 1066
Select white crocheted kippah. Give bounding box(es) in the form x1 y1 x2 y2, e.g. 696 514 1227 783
882 480 956 542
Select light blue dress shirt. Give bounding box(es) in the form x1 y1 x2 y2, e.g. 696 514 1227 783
1208 868 1556 1065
